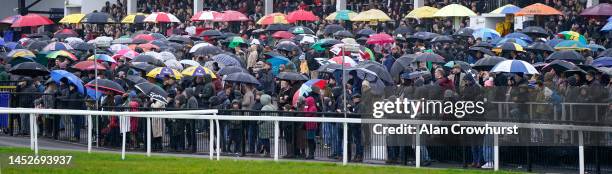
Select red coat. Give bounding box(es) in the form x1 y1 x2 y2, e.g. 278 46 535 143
302 97 318 130
437 77 455 92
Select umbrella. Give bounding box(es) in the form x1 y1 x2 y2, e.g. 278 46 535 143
527 42 555 52
133 34 155 42
390 54 416 80
11 14 54 27
588 43 606 51
9 62 49 76
325 10 357 21
592 57 612 67
179 59 200 67
26 41 48 51
351 9 391 21
72 42 94 51
515 3 563 16
86 79 125 94
324 24 345 35
167 35 192 44
557 31 587 45
491 60 539 74
126 75 147 85
580 3 612 16
144 12 181 23
277 72 309 81
311 39 342 52
497 38 529 47
272 31 295 39
601 22 612 31
132 55 164 66
223 72 260 85
543 60 577 72
135 82 169 104
265 24 291 32
131 63 157 72
7 49 36 60
191 10 221 21
1 15 20 24
366 33 394 45
179 65 215 78
472 56 507 71
522 26 549 38
200 30 223 37
564 66 587 77
356 28 376 37
409 31 440 41
292 79 328 105
50 70 84 94
266 56 293 74
405 6 438 19
355 61 394 84
444 61 471 71
147 67 182 79
43 42 73 51
599 48 612 57
212 53 241 66
504 32 532 43
554 40 590 51
473 28 501 41
72 60 107 71
275 42 301 52
433 4 477 17
493 42 525 52
81 12 116 23
138 43 160 51
47 50 78 61
121 13 148 24
218 65 248 75
163 59 183 71
468 46 494 56
226 36 246 49
414 53 445 63
287 9 318 23
289 26 315 35
431 35 454 43
54 29 79 39
217 10 249 21
490 4 521 14
316 63 344 73
393 26 414 36
109 44 129 53
333 30 353 38
454 28 474 37
257 13 289 25
546 38 565 48
546 50 585 62
193 45 223 56
328 56 357 67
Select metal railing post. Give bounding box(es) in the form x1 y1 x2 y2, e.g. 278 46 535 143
343 122 348 165
579 131 584 174
494 133 499 171
274 120 279 161
30 113 34 150
216 118 220 160
416 125 421 168
88 115 92 153
121 117 126 160
146 117 151 157
209 119 214 160
32 113 38 156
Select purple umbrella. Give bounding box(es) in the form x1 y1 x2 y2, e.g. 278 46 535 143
580 3 612 16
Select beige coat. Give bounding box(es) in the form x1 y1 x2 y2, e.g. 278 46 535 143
247 45 258 69
150 101 165 138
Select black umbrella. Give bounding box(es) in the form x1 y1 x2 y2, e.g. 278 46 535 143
522 26 548 38
414 53 445 63
410 32 439 41
167 35 192 44
390 54 416 80
546 50 585 63
288 26 315 35
454 28 474 37
319 39 342 47
468 47 494 56
266 24 291 31
223 72 261 85
86 79 125 94
323 24 344 35
527 42 555 52
277 72 308 81
564 67 587 77
27 41 48 51
356 28 376 37
473 42 494 49
131 63 157 72
472 56 507 71
316 63 344 73
543 60 577 72
9 62 49 77
355 61 394 85
393 26 414 36
126 75 148 85
193 45 223 56
135 82 169 104
81 12 116 24
132 55 164 66
275 42 300 52
431 35 454 43
577 64 599 73
218 65 248 75
333 30 353 38
200 30 223 37
598 48 612 58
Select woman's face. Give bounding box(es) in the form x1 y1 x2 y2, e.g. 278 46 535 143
434 71 443 79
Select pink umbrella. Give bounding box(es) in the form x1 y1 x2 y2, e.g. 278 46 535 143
217 10 249 21
113 49 139 60
133 34 155 42
580 3 612 16
366 33 394 45
287 9 319 23
328 56 357 67
1 15 20 24
272 31 294 39
191 11 222 21
11 14 54 28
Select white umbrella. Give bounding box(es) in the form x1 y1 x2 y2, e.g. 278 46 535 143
164 59 183 71
179 59 200 67
143 51 163 60
189 42 212 53
159 51 177 61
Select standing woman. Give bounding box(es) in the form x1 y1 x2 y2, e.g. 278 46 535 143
150 100 165 151
302 96 318 159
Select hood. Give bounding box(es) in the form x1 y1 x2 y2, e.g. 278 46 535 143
260 94 272 106
185 87 195 98
305 96 316 109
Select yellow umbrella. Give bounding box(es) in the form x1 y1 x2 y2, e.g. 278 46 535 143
121 13 148 24
257 13 289 25
351 9 391 22
405 6 439 19
59 13 85 24
433 4 477 17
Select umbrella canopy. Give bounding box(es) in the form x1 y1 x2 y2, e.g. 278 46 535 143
11 14 54 27
257 13 289 25
433 4 477 17
72 60 107 71
131 63 157 72
132 55 164 66
454 28 474 37
289 26 315 35
86 79 125 94
527 42 555 52
601 21 612 31
81 12 116 23
181 66 217 78
135 82 169 104
589 43 606 51
546 50 585 62
272 31 295 39
497 38 529 47
144 12 181 23
410 31 440 41
599 48 612 57
405 6 438 19
351 9 391 21
328 56 357 67
59 13 85 24
126 75 147 85
323 24 345 35
557 31 587 45
472 56 507 71
121 13 148 24
223 72 260 85
192 45 223 56
543 60 577 72
493 42 525 52
9 62 49 77
265 24 291 32
468 46 495 56
491 60 539 74
366 33 394 45
292 79 327 105
217 10 249 21
515 3 563 16
8 49 36 58
200 30 223 37
431 35 454 43
54 29 79 39
554 40 590 51
1 15 20 24
580 3 612 16
191 10 222 21
50 70 84 94
47 50 78 61
504 32 532 43
473 28 501 41
444 61 471 71
490 4 521 14
226 36 246 49
266 55 293 74
356 28 376 37
147 67 182 79
325 10 357 21
287 9 318 23
592 57 612 67
212 53 242 66
333 30 353 38
218 65 248 75
275 42 301 52
133 34 155 41
522 26 549 38
277 71 309 81
179 59 200 67
43 42 73 51
393 26 414 36
355 61 394 84
415 52 445 63
88 54 116 64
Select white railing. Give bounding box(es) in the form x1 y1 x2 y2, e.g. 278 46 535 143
1 107 611 174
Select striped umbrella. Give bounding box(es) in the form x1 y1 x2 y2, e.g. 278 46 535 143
8 49 36 58
217 10 249 21
257 13 289 25
121 13 148 24
473 28 501 41
147 67 182 79
325 10 357 21
59 13 86 24
493 42 524 53
144 12 181 23
88 54 116 64
43 42 73 51
212 53 241 66
181 66 217 78
191 11 222 21
490 4 521 14
491 60 539 74
554 40 590 51
557 31 587 45
46 50 78 61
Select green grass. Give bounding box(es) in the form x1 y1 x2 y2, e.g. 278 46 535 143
0 147 521 174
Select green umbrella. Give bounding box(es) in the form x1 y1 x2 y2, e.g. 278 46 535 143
228 37 245 49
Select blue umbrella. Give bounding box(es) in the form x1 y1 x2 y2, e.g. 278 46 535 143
592 57 612 67
491 60 539 74
212 53 241 66
602 22 612 31
608 16 612 22
50 70 84 94
473 28 501 41
504 32 532 43
86 88 103 100
546 38 564 48
4 42 23 51
266 56 292 75
497 38 529 47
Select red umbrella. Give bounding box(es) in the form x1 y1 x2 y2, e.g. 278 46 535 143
133 34 155 41
580 3 612 16
138 43 160 51
366 33 395 45
287 9 319 23
1 15 20 24
217 10 249 22
72 61 107 71
54 29 79 38
191 10 222 21
11 14 54 27
272 31 294 39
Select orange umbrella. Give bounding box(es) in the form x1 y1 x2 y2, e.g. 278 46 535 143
515 3 563 16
